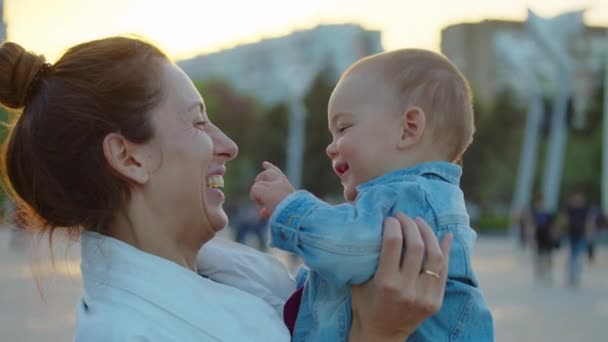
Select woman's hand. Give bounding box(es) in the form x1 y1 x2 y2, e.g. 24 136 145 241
349 213 453 342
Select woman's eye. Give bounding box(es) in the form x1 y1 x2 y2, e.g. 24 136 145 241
195 120 209 128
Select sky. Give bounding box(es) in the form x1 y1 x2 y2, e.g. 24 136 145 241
4 0 608 62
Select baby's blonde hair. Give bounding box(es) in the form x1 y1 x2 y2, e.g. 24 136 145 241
342 49 475 162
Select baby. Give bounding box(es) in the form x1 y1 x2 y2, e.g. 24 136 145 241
251 49 494 341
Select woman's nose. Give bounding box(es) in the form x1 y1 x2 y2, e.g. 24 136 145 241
214 128 238 161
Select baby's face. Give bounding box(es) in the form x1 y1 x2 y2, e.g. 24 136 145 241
326 68 404 201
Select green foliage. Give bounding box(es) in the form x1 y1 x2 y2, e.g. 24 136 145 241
302 69 342 198
0 107 9 143
461 90 526 207
474 214 510 233
0 107 10 204
251 103 288 170
559 79 604 204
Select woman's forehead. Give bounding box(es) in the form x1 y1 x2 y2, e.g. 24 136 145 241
159 62 204 112
148 62 204 130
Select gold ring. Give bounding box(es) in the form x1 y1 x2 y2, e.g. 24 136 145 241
422 269 440 279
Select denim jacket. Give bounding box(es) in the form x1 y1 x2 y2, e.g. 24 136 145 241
269 161 494 341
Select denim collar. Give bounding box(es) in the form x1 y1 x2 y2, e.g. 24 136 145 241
357 161 462 192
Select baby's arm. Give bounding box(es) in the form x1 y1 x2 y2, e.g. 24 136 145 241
269 184 426 288
250 162 426 287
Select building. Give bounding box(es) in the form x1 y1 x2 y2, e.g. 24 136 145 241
441 19 607 115
178 24 382 105
0 0 6 42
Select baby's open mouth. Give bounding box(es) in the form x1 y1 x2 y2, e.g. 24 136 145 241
207 175 224 189
335 163 349 176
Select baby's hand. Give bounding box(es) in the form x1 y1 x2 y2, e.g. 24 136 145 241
250 161 295 219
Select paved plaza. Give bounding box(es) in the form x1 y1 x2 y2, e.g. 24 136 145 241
1 226 606 341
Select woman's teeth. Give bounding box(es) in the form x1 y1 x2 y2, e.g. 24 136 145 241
207 175 224 189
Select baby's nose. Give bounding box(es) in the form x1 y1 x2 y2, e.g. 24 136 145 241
326 142 338 159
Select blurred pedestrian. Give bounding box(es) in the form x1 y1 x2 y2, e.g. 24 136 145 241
585 205 601 264
522 193 556 284
555 189 594 288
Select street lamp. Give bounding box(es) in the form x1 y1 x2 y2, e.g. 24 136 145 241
526 9 586 211
602 29 608 216
281 64 319 189
495 34 544 232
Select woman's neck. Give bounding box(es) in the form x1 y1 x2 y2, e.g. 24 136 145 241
106 206 208 272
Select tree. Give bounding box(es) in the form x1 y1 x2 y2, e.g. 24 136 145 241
461 90 526 207
302 69 342 199
559 78 604 203
250 103 288 176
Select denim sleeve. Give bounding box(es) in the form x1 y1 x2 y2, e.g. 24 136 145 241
269 187 406 287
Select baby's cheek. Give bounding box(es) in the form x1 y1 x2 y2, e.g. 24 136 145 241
337 138 355 156
339 141 361 169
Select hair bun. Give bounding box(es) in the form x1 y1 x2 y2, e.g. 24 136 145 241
0 42 48 109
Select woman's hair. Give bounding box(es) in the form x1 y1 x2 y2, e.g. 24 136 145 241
0 36 168 235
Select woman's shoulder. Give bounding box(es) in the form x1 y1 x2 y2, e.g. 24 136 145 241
75 280 291 341
74 297 181 341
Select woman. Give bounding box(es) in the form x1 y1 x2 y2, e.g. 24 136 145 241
0 36 452 341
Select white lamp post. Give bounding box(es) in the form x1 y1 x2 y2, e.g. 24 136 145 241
496 34 544 228
602 30 608 215
281 65 319 189
527 9 586 211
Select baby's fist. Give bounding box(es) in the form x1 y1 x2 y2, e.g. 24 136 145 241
250 162 295 218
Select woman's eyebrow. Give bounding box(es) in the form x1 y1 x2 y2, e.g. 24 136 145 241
183 101 205 116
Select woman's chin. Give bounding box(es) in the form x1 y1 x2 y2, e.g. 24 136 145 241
204 188 228 232
204 202 228 232
208 212 228 232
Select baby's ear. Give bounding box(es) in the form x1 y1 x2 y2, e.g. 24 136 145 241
397 106 426 149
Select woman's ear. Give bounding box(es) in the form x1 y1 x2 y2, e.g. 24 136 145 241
102 133 150 184
397 106 426 149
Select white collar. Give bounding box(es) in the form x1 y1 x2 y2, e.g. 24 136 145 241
80 231 289 340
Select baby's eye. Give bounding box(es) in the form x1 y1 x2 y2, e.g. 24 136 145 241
337 125 351 134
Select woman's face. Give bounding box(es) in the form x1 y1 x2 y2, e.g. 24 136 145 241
144 61 238 241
